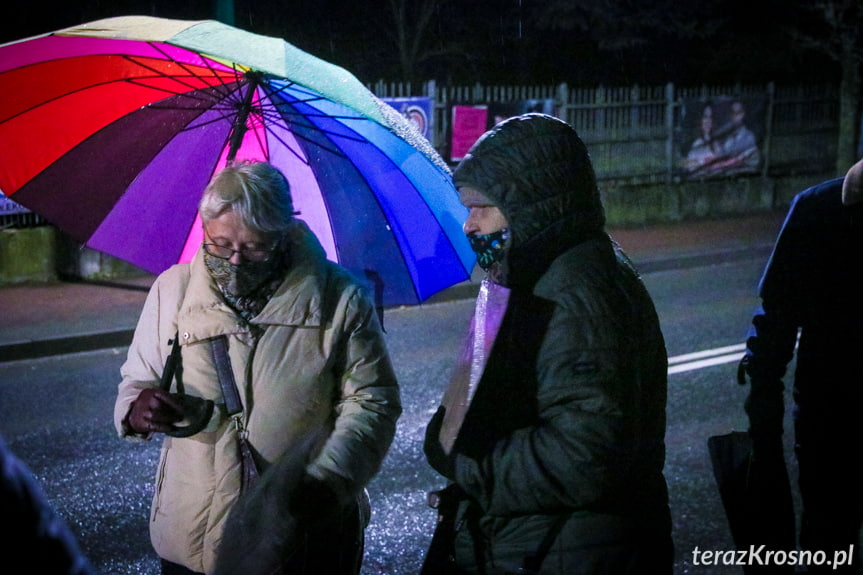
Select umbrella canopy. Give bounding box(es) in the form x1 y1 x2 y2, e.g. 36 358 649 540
0 16 473 306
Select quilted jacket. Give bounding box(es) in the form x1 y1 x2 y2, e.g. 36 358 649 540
114 221 401 573
442 114 672 574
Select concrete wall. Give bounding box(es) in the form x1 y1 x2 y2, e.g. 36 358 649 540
0 228 146 285
601 172 829 227
0 171 833 286
0 226 59 284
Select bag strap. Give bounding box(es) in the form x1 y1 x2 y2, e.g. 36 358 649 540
210 335 243 418
159 331 182 392
159 331 242 419
159 264 192 394
211 335 260 491
158 331 215 438
520 513 570 574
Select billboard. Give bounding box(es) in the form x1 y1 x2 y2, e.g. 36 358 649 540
381 96 433 142
677 95 767 179
1 191 29 216
450 99 557 162
450 105 488 162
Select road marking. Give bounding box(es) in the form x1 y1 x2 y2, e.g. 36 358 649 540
668 343 745 375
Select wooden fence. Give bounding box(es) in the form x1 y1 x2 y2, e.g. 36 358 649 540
371 80 840 183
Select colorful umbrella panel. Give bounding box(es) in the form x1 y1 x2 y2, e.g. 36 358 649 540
0 16 474 306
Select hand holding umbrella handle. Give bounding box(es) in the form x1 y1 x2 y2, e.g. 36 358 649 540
127 388 185 435
155 332 215 438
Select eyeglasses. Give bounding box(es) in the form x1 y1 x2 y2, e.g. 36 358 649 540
202 242 278 262
201 221 283 262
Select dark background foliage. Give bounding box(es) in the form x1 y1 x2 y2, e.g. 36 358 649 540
2 0 849 87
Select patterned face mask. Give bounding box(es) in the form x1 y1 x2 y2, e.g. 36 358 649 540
204 253 285 320
468 228 510 270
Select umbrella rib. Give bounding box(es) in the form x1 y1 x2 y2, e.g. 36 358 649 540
1 49 233 126
258 120 313 166
268 106 373 129
123 78 236 109
256 86 355 157
172 106 241 131
263 97 371 145
261 108 351 158
0 75 216 128
267 80 379 113
121 52 235 100
266 81 383 126
182 47 248 93
267 82 329 106
140 43 239 97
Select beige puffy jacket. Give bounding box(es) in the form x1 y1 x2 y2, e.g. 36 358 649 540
114 222 401 573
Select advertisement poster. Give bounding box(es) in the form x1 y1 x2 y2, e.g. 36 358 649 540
677 95 767 179
450 105 488 162
381 96 433 142
0 191 29 216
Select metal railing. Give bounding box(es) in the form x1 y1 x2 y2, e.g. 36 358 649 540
372 80 839 182
1 81 839 229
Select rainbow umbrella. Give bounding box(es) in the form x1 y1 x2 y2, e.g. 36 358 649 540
0 16 473 306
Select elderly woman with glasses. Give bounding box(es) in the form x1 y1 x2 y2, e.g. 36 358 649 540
114 161 401 575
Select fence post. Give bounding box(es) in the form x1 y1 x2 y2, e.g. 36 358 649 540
426 80 439 149
556 82 569 123
436 81 445 155
596 85 606 140
762 81 775 181
665 82 675 184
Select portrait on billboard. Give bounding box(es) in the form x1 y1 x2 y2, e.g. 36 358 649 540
678 95 766 179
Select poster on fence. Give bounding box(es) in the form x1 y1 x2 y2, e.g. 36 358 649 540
381 97 433 142
487 99 557 128
1 191 29 216
450 105 488 162
677 95 767 180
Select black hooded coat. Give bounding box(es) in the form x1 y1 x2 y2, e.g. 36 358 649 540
429 114 673 574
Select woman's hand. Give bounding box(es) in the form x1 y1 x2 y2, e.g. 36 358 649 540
127 388 185 434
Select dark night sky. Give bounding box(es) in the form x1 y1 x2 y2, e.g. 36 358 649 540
2 0 840 88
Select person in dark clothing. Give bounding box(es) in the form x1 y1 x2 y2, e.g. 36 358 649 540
1 434 95 574
422 113 673 574
740 158 863 574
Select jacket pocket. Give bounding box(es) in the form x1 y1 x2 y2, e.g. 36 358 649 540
150 439 171 521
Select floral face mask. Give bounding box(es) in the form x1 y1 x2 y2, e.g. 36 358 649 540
468 228 510 270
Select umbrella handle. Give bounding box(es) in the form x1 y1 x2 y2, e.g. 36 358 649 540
159 332 214 438
165 398 216 438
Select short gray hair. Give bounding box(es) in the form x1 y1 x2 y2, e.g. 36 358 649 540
199 161 296 234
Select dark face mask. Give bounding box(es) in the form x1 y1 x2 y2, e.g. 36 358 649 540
468 228 510 270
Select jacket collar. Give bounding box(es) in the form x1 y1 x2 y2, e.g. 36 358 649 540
178 220 330 344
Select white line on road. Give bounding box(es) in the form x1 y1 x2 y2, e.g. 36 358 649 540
667 343 745 375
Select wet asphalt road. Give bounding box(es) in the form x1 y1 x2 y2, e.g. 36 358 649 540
0 255 795 575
